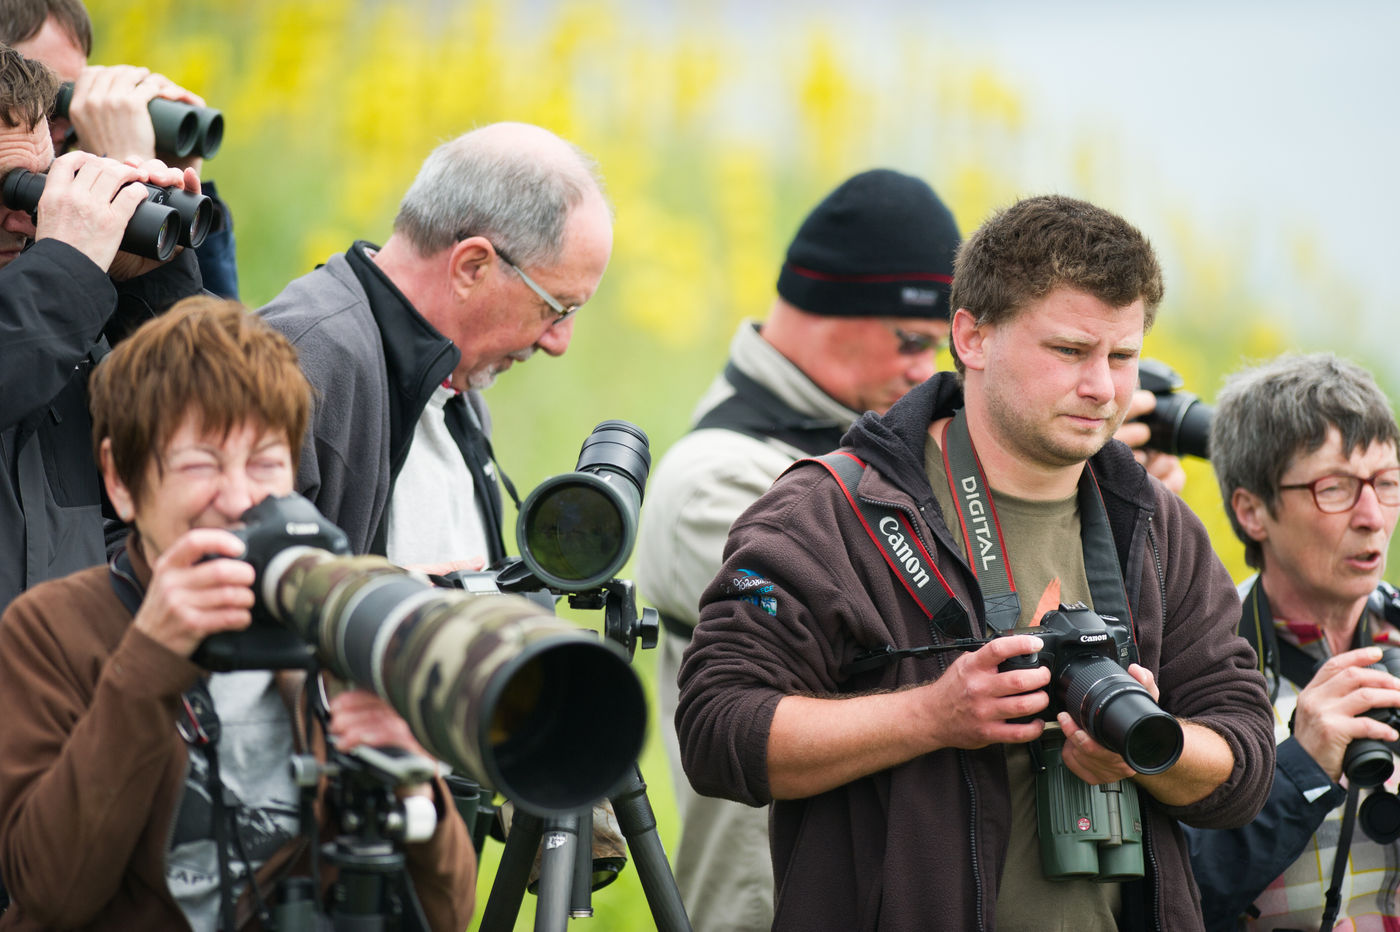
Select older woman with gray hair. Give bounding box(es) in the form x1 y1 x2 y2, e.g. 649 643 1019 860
1187 352 1400 931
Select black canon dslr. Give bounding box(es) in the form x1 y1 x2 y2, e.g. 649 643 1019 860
1342 645 1400 787
54 81 223 159
1 168 212 260
999 603 1184 774
516 420 651 591
1137 358 1214 460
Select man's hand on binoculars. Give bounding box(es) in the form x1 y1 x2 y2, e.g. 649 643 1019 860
69 65 206 172
105 160 200 281
34 151 149 273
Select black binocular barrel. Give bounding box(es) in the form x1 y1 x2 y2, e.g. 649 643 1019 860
142 182 213 248
1 169 178 261
55 83 224 159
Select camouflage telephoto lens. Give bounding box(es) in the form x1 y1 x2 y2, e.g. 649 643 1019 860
259 547 647 815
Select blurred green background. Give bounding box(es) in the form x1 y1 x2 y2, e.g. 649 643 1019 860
88 1 1400 927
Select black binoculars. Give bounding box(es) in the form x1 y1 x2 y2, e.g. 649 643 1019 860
1 168 212 262
54 82 223 160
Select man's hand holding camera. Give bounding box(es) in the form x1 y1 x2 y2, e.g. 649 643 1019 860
1292 646 1400 782
1115 389 1188 493
130 528 255 659
921 634 1052 750
767 635 1053 800
1057 663 1160 785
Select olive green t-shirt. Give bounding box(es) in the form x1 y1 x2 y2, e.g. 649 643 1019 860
926 436 1120 931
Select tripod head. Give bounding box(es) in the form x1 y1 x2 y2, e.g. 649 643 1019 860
567 578 658 661
277 684 440 932
446 558 659 661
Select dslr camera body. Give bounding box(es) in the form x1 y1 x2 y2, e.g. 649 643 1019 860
192 493 350 672
998 604 1184 881
999 603 1183 775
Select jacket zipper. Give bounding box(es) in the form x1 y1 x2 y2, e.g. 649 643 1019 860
1146 516 1166 613
1143 819 1163 932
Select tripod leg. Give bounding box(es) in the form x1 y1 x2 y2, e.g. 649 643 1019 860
479 808 544 932
611 765 693 932
571 806 594 917
534 813 581 932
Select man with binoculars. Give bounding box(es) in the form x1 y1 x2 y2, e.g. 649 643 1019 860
0 42 202 615
1186 353 1400 931
1 0 238 298
676 194 1275 931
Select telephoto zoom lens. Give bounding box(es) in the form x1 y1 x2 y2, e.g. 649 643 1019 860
258 546 648 815
1058 655 1184 774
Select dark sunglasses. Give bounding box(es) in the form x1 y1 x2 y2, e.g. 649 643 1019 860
888 324 941 356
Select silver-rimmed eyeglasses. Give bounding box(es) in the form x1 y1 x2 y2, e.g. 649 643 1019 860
494 243 579 326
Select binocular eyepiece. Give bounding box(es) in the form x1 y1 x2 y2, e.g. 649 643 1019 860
1 168 212 261
55 82 223 160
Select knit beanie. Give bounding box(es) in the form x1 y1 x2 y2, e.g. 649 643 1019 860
776 169 960 320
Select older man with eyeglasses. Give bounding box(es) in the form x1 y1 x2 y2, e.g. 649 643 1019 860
1186 352 1400 931
259 122 612 574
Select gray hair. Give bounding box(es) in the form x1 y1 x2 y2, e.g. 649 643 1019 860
392 124 607 266
1211 352 1399 568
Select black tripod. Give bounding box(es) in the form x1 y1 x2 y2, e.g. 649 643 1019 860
473 580 692 932
279 686 440 932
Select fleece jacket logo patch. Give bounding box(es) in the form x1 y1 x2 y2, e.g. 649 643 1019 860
722 568 778 616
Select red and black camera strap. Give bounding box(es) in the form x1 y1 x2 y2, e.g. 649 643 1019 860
812 408 1134 676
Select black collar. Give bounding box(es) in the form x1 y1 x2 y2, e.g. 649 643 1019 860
343 241 460 479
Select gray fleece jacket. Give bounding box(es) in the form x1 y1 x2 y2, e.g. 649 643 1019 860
259 243 498 557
